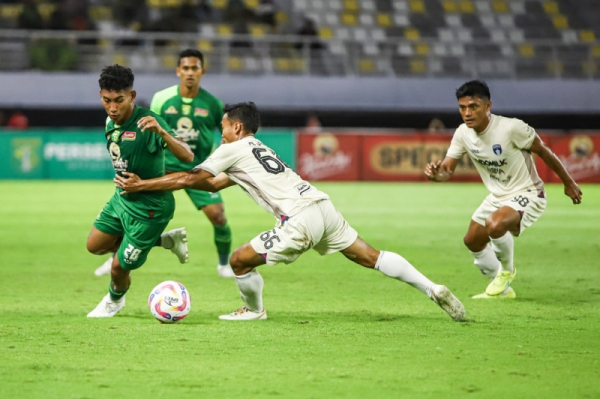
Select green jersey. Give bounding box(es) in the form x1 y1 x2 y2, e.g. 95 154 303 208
105 106 177 223
150 85 224 172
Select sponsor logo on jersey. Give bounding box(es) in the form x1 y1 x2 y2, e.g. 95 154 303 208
492 144 502 155
182 104 191 115
165 106 178 114
469 148 480 154
194 108 209 117
111 130 120 142
122 131 136 140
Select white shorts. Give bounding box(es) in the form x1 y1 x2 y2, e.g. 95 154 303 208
250 200 358 266
472 190 547 234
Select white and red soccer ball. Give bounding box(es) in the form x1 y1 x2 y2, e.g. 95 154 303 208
148 281 191 323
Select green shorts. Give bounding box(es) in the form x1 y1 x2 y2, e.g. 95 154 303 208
94 198 170 270
184 187 223 209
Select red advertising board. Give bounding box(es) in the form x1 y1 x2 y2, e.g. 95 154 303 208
297 132 361 181
362 133 481 181
549 133 600 183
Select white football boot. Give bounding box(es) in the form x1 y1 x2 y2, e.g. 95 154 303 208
94 255 113 276
219 306 267 321
87 294 126 318
164 227 189 264
431 284 466 322
217 264 235 278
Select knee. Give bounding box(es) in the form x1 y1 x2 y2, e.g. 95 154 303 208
86 241 105 255
211 213 227 226
485 218 506 238
229 250 243 273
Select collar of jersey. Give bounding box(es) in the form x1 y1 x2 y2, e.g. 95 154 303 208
109 106 141 139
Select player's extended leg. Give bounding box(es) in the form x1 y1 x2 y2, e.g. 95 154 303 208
484 206 521 296
88 255 129 318
202 203 234 278
219 243 267 321
341 237 465 321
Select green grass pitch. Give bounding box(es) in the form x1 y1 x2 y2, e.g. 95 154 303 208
0 181 598 399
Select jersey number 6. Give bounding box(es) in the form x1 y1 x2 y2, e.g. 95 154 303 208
252 148 288 175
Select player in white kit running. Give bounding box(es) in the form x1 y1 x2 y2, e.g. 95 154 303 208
425 80 582 299
115 102 466 322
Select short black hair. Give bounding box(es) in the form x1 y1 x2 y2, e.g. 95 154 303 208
224 102 261 134
455 80 491 101
99 64 134 92
179 49 204 67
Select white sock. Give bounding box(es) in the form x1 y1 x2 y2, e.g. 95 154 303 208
470 245 501 280
235 269 264 312
375 251 435 298
160 233 174 249
490 232 514 273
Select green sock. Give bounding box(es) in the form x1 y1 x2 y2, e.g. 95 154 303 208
109 283 128 302
214 222 232 265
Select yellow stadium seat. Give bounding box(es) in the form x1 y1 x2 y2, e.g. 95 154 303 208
359 59 375 72
404 28 420 40
212 0 228 9
163 55 177 68
319 27 333 39
275 58 291 70
410 59 426 73
409 0 425 13
344 0 359 11
250 24 266 37
113 54 128 66
38 4 56 20
442 1 457 13
228 57 243 70
592 46 600 58
197 40 213 52
460 0 474 13
165 0 182 7
519 44 535 57
376 13 392 27
341 13 357 26
580 30 596 42
492 0 508 13
0 4 22 19
245 0 259 9
147 0 161 6
89 6 112 21
552 15 568 29
415 43 429 55
543 1 559 14
546 61 563 74
217 24 233 36
275 11 288 24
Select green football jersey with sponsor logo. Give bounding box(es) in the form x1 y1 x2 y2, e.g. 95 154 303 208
150 85 224 172
105 106 177 223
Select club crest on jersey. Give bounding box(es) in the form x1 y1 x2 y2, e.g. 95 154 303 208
122 131 136 140
182 105 191 115
111 130 120 142
492 144 502 155
165 106 178 114
194 108 209 117
109 142 121 160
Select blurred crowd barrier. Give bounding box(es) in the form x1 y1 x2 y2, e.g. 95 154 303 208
2 128 599 183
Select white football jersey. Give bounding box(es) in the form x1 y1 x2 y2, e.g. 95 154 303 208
195 136 329 219
446 114 544 199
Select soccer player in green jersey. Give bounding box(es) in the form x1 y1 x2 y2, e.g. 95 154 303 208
87 64 194 318
151 48 234 277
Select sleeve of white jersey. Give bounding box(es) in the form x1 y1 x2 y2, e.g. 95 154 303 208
445 127 467 160
511 119 537 150
193 143 237 176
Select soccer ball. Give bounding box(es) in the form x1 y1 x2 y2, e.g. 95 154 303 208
148 281 191 323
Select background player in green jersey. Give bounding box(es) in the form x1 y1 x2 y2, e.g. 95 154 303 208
87 64 194 318
151 48 234 277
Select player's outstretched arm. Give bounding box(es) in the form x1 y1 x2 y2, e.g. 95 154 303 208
115 169 219 193
529 135 582 204
137 116 194 163
425 157 460 182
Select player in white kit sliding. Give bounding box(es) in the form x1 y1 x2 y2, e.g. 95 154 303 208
114 102 466 322
425 80 582 299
